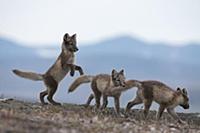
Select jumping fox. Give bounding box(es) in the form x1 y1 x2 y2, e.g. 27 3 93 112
12 33 84 105
68 69 127 114
124 80 189 123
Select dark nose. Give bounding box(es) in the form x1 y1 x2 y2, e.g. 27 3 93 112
122 82 126 87
74 47 79 52
184 104 189 109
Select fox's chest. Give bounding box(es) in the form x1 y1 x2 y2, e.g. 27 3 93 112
96 78 114 94
67 55 75 64
50 55 75 82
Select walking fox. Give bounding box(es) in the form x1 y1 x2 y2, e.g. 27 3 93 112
125 80 189 123
85 79 189 123
68 69 127 114
13 33 84 105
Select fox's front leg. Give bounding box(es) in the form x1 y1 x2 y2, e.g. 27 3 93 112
156 105 165 121
114 96 121 115
70 64 84 76
167 108 185 124
74 65 84 75
63 63 83 76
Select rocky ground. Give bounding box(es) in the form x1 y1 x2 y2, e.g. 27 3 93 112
0 99 200 133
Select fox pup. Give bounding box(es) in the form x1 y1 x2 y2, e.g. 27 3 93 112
125 80 189 123
13 33 84 105
68 69 127 114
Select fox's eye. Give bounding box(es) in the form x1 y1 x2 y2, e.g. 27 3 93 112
186 98 189 102
113 77 117 80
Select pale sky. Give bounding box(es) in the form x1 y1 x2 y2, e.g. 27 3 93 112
0 0 200 47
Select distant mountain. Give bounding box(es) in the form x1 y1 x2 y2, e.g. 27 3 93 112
0 37 39 59
79 35 200 66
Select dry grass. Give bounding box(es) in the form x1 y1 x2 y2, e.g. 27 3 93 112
0 99 199 133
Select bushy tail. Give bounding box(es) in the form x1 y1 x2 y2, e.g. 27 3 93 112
68 75 94 93
12 69 43 81
111 80 142 94
124 80 142 89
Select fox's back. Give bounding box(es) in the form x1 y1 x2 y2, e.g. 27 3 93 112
141 80 176 104
93 74 112 92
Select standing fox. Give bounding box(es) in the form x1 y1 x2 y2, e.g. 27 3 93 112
13 33 84 105
68 69 127 114
124 80 189 123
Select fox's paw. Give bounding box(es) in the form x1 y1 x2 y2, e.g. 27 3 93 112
83 104 89 108
41 102 48 105
177 119 187 125
79 70 84 75
70 70 75 77
68 88 73 93
78 68 84 75
52 102 62 106
75 66 84 75
125 108 131 114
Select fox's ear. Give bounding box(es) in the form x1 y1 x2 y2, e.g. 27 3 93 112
119 69 124 75
177 87 181 92
72 34 77 39
63 33 70 41
182 88 188 95
112 69 117 76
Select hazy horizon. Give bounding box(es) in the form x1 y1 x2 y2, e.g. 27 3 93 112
1 34 200 49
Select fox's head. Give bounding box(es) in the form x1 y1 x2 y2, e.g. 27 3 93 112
177 87 189 109
62 33 78 52
111 69 126 87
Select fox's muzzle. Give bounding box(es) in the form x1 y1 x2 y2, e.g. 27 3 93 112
73 47 79 52
181 104 189 109
121 82 126 87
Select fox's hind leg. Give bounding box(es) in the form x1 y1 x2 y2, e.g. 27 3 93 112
40 90 48 105
126 96 142 113
44 76 61 106
94 92 101 109
84 93 94 107
143 99 152 120
101 95 108 110
91 81 101 109
47 86 61 106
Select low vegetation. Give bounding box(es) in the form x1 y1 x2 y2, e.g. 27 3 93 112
0 99 199 133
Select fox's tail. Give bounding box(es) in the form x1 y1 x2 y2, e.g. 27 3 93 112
124 80 142 89
12 69 43 81
68 75 94 93
111 80 142 93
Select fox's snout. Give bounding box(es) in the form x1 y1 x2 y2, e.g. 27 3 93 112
74 47 79 52
72 46 78 52
180 104 190 109
183 104 189 109
121 81 126 87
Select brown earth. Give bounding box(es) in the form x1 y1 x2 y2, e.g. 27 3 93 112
0 99 200 133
